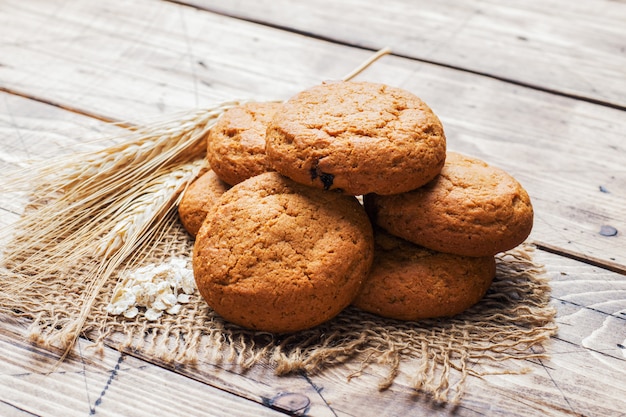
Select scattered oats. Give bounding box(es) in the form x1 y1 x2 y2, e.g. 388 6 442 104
177 293 191 304
124 307 139 319
167 304 182 315
145 308 163 321
152 298 168 311
106 257 196 320
160 293 178 307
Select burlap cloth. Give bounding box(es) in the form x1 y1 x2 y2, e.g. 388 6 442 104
0 205 556 403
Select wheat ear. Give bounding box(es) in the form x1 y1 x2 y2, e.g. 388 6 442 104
0 47 395 356
0 102 237 354
96 159 205 257
54 159 206 354
1 103 239 271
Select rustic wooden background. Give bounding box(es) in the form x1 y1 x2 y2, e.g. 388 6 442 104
1 0 625 416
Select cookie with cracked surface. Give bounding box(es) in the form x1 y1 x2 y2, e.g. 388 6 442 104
265 81 446 195
192 171 375 333
353 229 496 321
365 152 534 257
178 169 230 237
207 101 281 185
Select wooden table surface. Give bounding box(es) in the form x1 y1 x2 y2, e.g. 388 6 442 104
1 0 625 416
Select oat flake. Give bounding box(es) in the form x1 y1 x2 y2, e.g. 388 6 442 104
106 258 195 320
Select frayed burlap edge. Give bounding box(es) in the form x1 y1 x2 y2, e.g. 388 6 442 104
0 208 556 403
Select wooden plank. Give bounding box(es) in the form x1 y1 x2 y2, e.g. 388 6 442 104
0 0 624 268
0 316 287 417
0 0 338 119
467 249 626 417
106 335 360 417
183 0 626 108
0 401 36 417
288 337 626 417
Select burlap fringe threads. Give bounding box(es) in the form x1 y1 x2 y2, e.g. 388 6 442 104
2 207 556 403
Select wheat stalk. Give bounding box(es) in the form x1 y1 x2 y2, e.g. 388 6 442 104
0 103 237 355
3 158 207 357
10 104 236 193
96 159 205 257
342 47 391 81
2 103 240 270
54 159 207 353
0 47 394 356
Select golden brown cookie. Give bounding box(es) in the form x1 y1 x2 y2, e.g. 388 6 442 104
353 229 496 321
365 152 533 257
192 172 374 333
178 169 230 237
207 101 281 185
265 81 446 195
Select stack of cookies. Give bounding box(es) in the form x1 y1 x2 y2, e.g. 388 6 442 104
181 81 533 333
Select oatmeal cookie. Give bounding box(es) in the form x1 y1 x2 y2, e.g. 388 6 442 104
353 229 495 320
178 169 230 237
207 101 280 185
365 152 533 257
192 172 374 333
265 81 446 195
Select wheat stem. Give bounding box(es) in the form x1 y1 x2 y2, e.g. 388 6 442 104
57 160 206 353
0 102 238 354
96 159 205 257
2 103 239 268
342 47 392 82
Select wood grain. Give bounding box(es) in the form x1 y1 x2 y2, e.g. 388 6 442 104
470 249 626 417
0 1 625 415
287 249 626 417
0 316 286 417
0 0 624 269
2 248 623 417
183 0 626 108
1 94 624 415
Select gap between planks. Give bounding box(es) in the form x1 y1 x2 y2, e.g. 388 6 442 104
533 241 626 276
0 86 131 128
163 0 626 113
0 316 292 417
